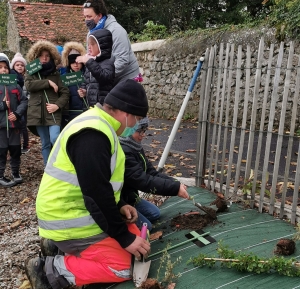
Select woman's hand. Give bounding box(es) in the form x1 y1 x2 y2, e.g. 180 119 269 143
46 103 59 114
48 80 58 93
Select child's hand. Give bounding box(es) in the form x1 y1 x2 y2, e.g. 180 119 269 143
48 80 58 93
76 55 93 64
5 101 10 109
46 103 59 113
8 112 16 122
78 88 87 98
177 183 189 199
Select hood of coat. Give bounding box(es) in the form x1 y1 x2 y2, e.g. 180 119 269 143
104 14 117 27
26 40 61 66
61 41 86 68
89 29 113 61
0 55 10 73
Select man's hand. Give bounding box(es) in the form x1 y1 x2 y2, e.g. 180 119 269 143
120 204 138 223
177 183 189 199
125 235 151 260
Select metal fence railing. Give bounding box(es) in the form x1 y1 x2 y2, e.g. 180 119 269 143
195 37 300 224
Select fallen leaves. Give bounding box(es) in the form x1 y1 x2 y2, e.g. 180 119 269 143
11 220 22 229
19 280 31 289
149 231 163 241
186 149 196 153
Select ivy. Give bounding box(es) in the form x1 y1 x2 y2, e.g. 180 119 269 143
188 241 300 277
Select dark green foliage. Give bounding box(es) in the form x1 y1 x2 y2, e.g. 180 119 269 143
267 0 300 41
0 0 8 49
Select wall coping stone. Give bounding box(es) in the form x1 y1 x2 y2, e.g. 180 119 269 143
132 39 166 52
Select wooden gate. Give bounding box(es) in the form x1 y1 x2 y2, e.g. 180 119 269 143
196 37 300 224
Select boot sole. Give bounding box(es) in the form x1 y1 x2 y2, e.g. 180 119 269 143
0 182 16 187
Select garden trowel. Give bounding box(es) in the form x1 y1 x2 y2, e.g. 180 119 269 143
132 223 151 288
189 196 217 219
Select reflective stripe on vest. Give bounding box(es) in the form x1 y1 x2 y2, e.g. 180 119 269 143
38 215 95 230
44 115 122 193
39 112 123 233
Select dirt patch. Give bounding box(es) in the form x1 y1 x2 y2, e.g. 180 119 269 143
170 211 216 231
140 278 164 289
274 239 296 255
210 196 228 212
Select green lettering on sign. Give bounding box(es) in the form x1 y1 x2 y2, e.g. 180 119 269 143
61 71 84 87
26 59 42 75
0 74 17 85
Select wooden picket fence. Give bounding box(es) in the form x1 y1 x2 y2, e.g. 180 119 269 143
195 37 300 224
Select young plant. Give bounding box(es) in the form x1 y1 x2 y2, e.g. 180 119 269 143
241 169 270 197
293 223 300 241
156 244 182 287
188 241 300 277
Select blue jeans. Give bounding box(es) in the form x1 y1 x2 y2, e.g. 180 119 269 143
135 198 160 231
36 125 60 165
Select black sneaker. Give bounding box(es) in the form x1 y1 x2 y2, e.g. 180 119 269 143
40 237 60 257
12 173 23 184
0 176 16 187
21 147 30 154
25 257 51 289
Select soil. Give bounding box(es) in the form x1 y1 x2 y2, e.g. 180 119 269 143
140 278 164 289
274 239 296 255
210 196 228 213
170 208 217 231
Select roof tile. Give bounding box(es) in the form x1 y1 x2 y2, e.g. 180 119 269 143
10 1 87 44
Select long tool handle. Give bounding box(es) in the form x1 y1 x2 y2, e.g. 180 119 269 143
157 58 204 172
140 223 148 239
140 223 148 262
149 231 209 258
38 72 56 123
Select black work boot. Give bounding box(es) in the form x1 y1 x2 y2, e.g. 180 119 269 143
40 238 60 257
25 256 52 289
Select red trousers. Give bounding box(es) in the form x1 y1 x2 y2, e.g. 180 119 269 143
63 223 140 285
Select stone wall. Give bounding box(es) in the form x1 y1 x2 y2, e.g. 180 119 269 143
7 4 20 53
133 40 202 119
132 28 300 130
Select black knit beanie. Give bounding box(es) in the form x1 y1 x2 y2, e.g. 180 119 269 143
68 54 80 65
104 79 148 117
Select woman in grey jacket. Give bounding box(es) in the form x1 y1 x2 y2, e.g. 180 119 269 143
83 0 141 84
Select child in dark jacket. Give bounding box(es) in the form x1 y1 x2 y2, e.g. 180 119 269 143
61 42 87 127
119 118 189 230
0 53 28 187
76 29 115 106
10 52 30 154
25 40 69 166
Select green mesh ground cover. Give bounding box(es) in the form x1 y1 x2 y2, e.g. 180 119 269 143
89 187 300 289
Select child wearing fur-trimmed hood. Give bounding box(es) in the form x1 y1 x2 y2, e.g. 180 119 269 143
25 40 70 165
61 42 86 126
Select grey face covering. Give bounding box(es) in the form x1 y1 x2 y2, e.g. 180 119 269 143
85 19 96 30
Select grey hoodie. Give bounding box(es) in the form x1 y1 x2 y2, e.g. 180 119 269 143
104 15 140 84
